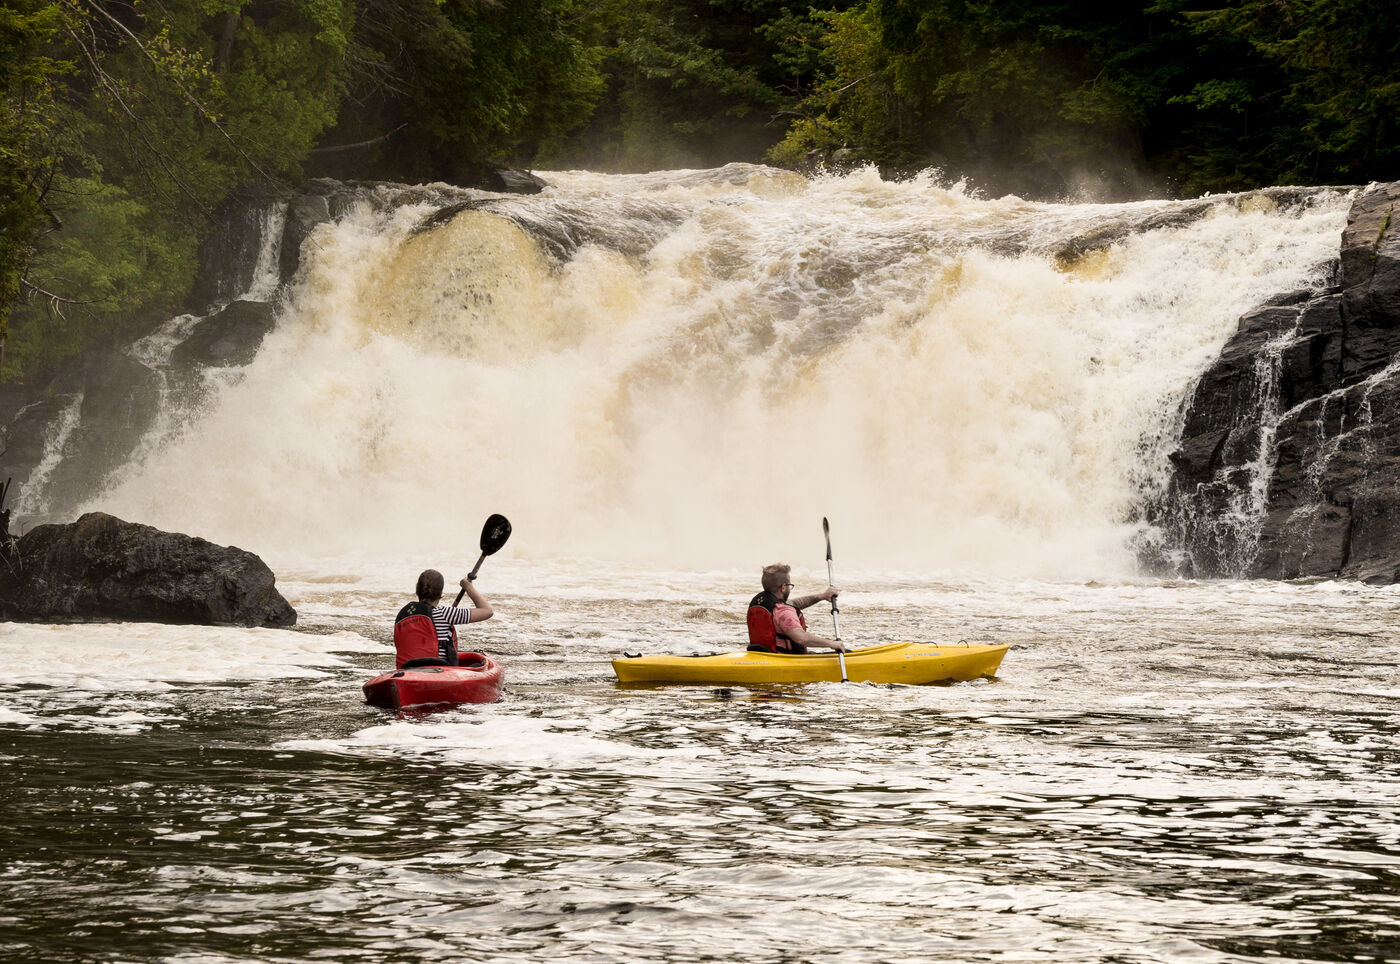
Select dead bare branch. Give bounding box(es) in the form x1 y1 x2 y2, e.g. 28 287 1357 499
308 124 408 154
70 0 286 190
62 19 211 213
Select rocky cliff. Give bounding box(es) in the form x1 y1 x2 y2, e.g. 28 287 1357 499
1149 181 1400 582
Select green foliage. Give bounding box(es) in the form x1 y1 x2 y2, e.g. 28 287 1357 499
216 2 354 171
422 0 602 164
5 176 196 377
0 0 73 371
765 5 895 169
1169 0 1400 186
546 0 831 171
773 0 1399 195
2 0 355 384
319 0 602 180
6 0 1400 386
772 0 1160 195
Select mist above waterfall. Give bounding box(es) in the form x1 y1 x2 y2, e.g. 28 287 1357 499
82 166 1349 576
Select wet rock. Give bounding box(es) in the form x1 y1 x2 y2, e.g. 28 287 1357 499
0 394 79 495
413 193 685 263
470 163 547 195
1277 295 1344 408
40 352 163 520
279 194 332 283
170 300 278 369
1339 181 1400 328
188 192 284 309
1054 199 1218 263
1150 181 1400 582
0 512 296 627
1053 188 1343 264
0 349 165 525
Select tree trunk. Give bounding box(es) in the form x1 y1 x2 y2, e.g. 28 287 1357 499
215 11 238 72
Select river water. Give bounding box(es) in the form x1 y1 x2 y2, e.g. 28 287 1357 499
3 167 1399 961
3 563 1399 963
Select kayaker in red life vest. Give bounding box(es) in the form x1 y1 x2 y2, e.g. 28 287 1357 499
746 563 847 654
392 569 495 669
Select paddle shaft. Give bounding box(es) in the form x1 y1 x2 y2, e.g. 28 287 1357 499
452 551 488 606
823 517 848 682
826 556 841 639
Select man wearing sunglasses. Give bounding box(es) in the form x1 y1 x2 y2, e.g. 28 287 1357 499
746 563 845 654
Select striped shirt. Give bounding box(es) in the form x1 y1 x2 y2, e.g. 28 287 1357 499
431 605 472 660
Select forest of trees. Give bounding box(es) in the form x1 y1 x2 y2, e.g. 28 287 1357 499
3 0 1397 386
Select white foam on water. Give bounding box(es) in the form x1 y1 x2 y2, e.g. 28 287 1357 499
0 622 379 691
0 704 40 725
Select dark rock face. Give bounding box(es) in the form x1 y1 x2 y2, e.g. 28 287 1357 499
279 193 332 283
0 351 167 521
1150 182 1400 582
169 300 278 369
188 194 283 309
466 162 547 195
0 395 80 496
0 512 296 627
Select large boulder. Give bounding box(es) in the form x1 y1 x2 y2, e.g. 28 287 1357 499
0 512 296 627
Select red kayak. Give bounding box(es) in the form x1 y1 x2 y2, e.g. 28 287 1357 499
363 652 505 709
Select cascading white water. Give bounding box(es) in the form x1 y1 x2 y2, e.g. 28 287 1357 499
11 395 84 518
88 166 1351 576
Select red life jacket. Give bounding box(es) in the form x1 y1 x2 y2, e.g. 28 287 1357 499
393 601 458 669
746 591 807 654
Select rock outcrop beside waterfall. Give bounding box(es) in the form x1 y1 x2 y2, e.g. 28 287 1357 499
0 512 296 627
1151 182 1400 582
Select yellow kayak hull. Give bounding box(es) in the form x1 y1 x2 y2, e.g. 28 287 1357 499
612 641 1008 686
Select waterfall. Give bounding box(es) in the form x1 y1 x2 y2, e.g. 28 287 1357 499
56 166 1349 576
10 395 84 519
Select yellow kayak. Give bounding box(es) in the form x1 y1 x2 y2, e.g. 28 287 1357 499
612 641 1008 686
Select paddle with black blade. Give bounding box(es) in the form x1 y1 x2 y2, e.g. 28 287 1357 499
823 516 849 683
454 514 512 606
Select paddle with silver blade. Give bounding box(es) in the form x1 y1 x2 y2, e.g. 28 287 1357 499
823 516 848 682
454 514 512 605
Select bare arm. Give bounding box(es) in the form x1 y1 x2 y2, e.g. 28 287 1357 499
458 577 494 622
783 623 846 652
789 586 838 612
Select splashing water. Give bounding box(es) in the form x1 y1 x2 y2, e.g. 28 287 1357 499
87 167 1349 577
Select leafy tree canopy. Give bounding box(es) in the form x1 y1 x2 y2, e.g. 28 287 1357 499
4 0 1400 385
